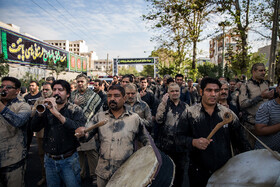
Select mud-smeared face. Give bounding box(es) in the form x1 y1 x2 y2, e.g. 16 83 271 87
107 89 126 111
201 83 220 106
77 77 88 92
42 84 52 98
168 84 180 101
125 88 137 104
219 84 229 100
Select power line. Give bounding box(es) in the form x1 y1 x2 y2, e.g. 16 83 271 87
44 0 92 41
30 0 85 40
53 0 109 52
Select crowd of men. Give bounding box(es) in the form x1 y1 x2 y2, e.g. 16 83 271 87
0 62 279 187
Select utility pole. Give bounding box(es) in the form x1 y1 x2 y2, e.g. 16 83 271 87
106 53 109 75
268 0 279 85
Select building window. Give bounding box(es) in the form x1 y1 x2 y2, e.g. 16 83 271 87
77 49 79 51
70 44 72 47
74 44 76 47
77 44 79 47
64 43 66 46
55 43 58 45
74 49 76 51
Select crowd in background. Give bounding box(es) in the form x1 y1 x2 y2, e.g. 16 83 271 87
1 62 279 187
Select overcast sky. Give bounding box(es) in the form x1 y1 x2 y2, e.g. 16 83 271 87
0 0 271 60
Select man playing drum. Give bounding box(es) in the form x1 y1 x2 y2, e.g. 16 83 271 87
75 85 151 187
176 77 251 187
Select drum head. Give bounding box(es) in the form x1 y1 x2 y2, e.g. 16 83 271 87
107 145 159 187
207 149 280 187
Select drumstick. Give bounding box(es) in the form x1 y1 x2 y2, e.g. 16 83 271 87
75 120 108 137
85 119 108 133
207 112 233 140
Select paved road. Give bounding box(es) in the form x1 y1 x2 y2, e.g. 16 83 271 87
25 137 96 187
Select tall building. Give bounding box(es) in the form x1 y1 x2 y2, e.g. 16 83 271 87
209 29 239 65
44 40 69 51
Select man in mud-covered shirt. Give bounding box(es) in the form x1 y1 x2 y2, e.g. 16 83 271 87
176 77 251 187
0 77 31 187
156 82 189 187
31 80 86 186
75 85 151 187
124 83 152 131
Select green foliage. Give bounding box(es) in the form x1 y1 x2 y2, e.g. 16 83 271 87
197 61 219 78
0 53 9 78
140 65 154 77
47 57 67 79
118 66 140 77
143 0 213 70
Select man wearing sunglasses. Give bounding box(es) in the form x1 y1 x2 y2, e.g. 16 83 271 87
0 76 31 187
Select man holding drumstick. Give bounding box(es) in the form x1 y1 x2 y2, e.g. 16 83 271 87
176 77 251 187
75 85 151 187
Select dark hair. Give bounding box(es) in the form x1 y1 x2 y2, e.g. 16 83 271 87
30 80 39 86
122 74 133 83
2 76 21 88
201 77 222 91
113 75 118 79
278 78 280 86
175 74 184 79
42 82 52 87
51 80 71 95
251 63 265 73
167 77 174 84
76 73 88 82
140 77 147 82
46 76 55 82
94 79 102 86
108 85 125 97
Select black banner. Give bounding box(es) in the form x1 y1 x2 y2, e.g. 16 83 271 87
1 29 68 67
114 58 155 65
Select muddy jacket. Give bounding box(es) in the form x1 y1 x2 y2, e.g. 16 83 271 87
176 103 251 172
70 88 101 151
30 102 86 155
124 96 152 129
0 98 31 168
239 78 269 124
83 108 151 180
156 99 188 152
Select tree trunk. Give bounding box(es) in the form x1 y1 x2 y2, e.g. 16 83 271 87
192 40 197 70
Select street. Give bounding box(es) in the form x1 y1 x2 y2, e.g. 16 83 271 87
25 137 96 187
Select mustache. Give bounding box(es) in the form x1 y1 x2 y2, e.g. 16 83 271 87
221 93 228 96
109 100 117 105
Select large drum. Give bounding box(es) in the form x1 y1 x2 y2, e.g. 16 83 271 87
106 145 175 187
207 149 280 187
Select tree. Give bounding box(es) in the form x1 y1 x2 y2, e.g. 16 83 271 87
0 54 9 78
215 0 252 74
118 66 140 77
47 57 67 80
140 65 155 77
143 0 213 72
197 61 219 78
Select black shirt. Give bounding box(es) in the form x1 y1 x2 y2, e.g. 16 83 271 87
30 102 86 155
24 92 42 107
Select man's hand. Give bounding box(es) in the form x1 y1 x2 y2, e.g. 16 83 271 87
162 93 169 103
261 89 274 100
192 138 212 150
74 95 85 106
75 127 87 138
